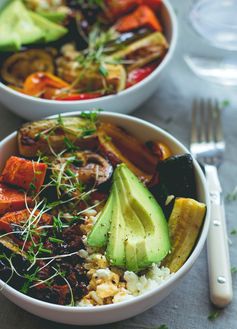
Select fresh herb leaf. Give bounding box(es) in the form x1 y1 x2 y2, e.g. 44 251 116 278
230 229 237 235
49 237 64 244
104 134 112 142
39 247 52 255
226 186 237 201
220 99 230 108
64 137 79 152
231 266 237 274
208 310 221 321
99 64 108 77
57 114 64 126
29 182 36 191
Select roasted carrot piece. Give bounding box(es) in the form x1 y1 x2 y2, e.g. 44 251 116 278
0 156 47 192
0 183 34 215
0 208 52 233
115 5 162 32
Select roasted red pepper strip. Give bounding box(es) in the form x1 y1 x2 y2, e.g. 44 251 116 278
126 63 157 88
0 156 47 193
55 92 103 101
115 5 162 32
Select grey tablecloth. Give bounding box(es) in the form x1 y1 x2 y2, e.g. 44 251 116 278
0 0 236 328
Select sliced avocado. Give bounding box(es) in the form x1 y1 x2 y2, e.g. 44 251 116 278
29 11 68 43
118 164 170 265
87 192 114 248
37 10 67 24
0 0 44 51
115 172 145 272
106 185 126 267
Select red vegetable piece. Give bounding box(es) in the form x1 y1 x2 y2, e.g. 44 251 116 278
0 183 34 215
0 156 47 192
126 63 157 88
115 5 162 32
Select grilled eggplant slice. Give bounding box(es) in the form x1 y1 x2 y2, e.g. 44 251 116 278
106 32 168 71
162 197 206 272
18 116 99 157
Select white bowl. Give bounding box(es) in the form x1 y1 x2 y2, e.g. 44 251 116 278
0 112 210 325
0 0 177 121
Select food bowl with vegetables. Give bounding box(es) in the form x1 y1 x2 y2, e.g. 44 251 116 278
0 0 177 120
0 111 209 325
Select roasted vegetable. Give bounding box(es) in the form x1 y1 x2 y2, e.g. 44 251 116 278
126 63 157 87
146 141 172 161
0 183 33 215
0 208 52 234
156 154 197 199
98 122 157 181
107 32 168 71
22 72 69 97
0 156 47 193
1 49 55 87
162 198 206 272
71 64 126 94
115 5 162 32
51 151 113 189
18 117 99 157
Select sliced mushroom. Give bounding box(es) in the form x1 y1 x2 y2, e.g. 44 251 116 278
74 151 113 186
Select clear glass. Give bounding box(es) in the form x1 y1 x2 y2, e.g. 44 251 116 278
189 0 237 50
186 0 237 85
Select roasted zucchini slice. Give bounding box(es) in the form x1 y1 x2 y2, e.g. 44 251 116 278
162 197 206 272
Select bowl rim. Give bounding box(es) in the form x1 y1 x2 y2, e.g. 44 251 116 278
0 0 178 106
0 111 210 313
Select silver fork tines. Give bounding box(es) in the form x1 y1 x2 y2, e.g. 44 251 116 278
191 99 225 166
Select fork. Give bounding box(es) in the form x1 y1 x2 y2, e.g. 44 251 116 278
190 99 233 307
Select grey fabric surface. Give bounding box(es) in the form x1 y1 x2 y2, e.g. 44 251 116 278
0 0 236 328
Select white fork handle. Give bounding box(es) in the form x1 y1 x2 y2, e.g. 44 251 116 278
205 165 233 307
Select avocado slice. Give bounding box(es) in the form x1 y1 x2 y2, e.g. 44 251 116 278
118 164 170 265
87 192 114 248
29 11 68 43
115 172 145 272
106 185 126 267
0 0 44 51
87 163 170 272
36 10 67 24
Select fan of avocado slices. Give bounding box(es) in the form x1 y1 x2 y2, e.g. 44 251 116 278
0 0 68 52
87 163 171 272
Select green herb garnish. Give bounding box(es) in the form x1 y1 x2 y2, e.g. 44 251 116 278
208 310 221 321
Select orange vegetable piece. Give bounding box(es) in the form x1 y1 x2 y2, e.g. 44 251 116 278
115 5 162 32
0 208 52 233
23 72 69 97
0 183 34 215
0 156 47 192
